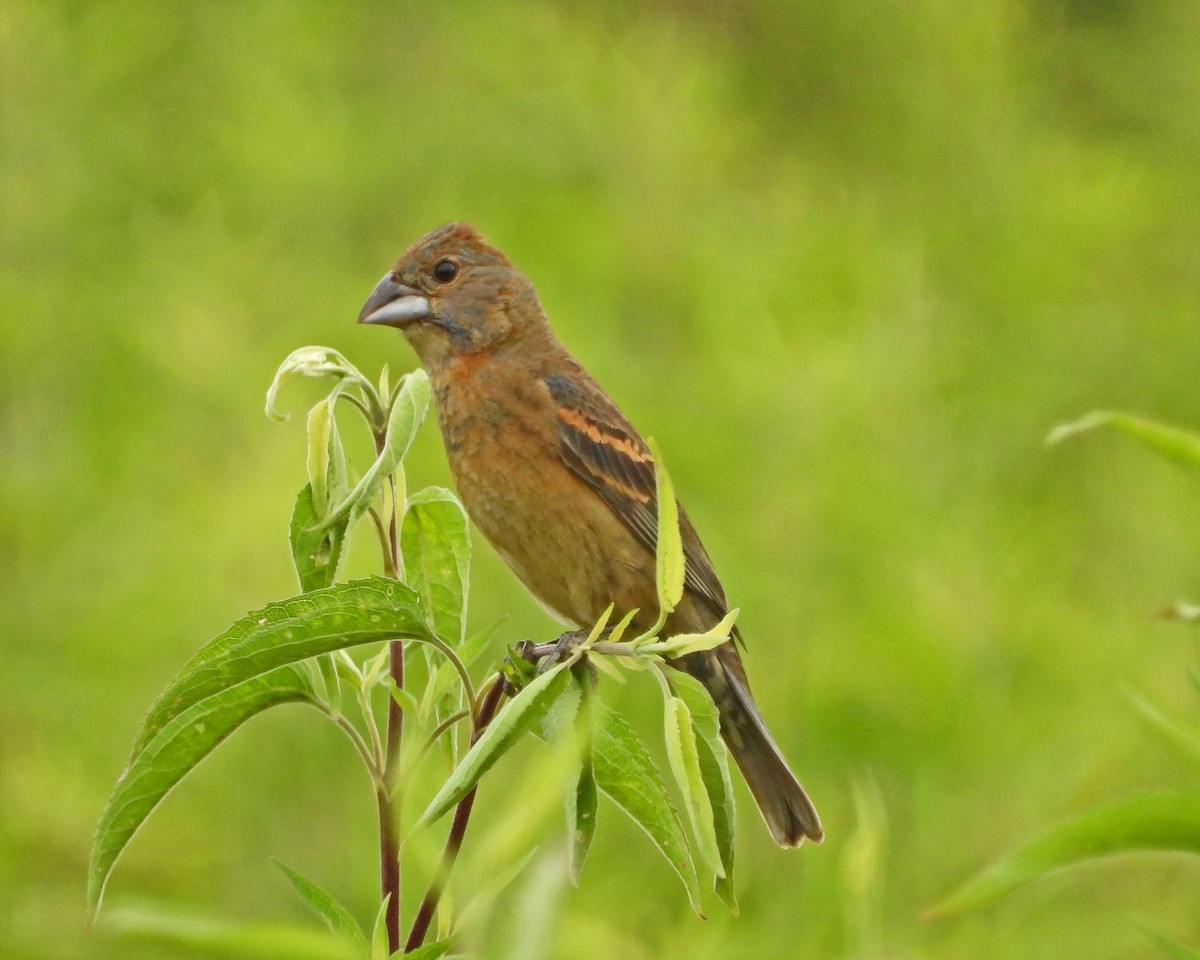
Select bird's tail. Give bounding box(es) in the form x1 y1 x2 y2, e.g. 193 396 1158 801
696 655 823 847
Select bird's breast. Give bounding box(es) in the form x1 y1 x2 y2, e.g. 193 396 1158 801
429 359 654 628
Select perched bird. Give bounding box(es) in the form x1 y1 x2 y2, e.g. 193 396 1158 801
358 223 822 846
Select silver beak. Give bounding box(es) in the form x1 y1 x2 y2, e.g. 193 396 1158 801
357 274 431 328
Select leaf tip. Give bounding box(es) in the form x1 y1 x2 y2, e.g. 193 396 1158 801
1045 411 1108 447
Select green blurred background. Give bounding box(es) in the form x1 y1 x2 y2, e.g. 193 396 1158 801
4 1 1200 957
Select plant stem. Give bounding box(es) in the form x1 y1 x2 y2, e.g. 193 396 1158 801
405 675 506 953
377 783 401 953
375 434 407 953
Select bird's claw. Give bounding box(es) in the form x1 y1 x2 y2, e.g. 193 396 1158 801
519 630 589 673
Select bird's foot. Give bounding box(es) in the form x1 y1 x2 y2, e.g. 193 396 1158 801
517 629 590 673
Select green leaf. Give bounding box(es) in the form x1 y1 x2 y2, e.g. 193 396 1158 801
663 694 722 877
929 792 1200 918
535 670 597 886
130 577 430 759
1047 410 1200 469
651 609 740 658
326 369 431 527
307 399 334 515
290 484 352 593
392 938 456 959
417 661 574 828
274 860 369 953
369 895 391 960
89 667 319 920
568 735 599 887
494 851 569 960
266 346 376 424
566 673 598 886
102 904 360 960
401 487 471 646
669 670 738 913
316 653 342 715
591 704 704 916
647 438 685 619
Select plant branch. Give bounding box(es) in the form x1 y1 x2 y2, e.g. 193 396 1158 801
356 686 386 773
366 507 398 579
372 430 408 953
329 711 381 781
422 636 479 719
417 708 471 764
335 388 375 424
405 674 506 953
377 783 401 953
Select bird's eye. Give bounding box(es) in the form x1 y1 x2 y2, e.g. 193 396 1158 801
432 259 459 283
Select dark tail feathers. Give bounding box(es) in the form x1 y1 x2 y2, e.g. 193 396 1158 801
715 660 823 847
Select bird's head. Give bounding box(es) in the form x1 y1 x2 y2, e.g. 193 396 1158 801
358 222 547 369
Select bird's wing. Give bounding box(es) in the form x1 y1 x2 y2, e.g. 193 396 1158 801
543 372 729 619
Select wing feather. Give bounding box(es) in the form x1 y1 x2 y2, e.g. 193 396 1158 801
544 373 730 620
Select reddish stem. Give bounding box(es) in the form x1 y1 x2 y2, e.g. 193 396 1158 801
404 676 506 952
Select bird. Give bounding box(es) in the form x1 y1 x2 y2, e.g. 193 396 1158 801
358 222 822 847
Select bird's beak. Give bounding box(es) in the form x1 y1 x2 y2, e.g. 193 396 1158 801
357 274 431 328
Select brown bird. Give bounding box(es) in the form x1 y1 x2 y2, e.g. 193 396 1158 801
358 223 822 846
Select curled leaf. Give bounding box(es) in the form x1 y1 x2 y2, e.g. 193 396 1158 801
265 346 374 423
323 369 430 527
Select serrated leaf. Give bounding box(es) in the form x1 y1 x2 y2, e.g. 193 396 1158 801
929 792 1200 918
1047 410 1200 469
569 734 598 886
537 673 598 885
130 577 430 759
663 695 722 877
392 938 456 959
290 485 353 594
325 370 430 527
417 661 574 828
274 860 369 953
647 438 684 618
102 904 360 960
591 704 704 916
670 670 737 912
402 487 471 646
89 667 319 919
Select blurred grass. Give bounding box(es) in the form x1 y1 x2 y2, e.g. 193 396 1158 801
3 0 1200 957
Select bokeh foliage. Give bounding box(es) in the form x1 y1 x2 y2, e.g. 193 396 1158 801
3 0 1200 957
